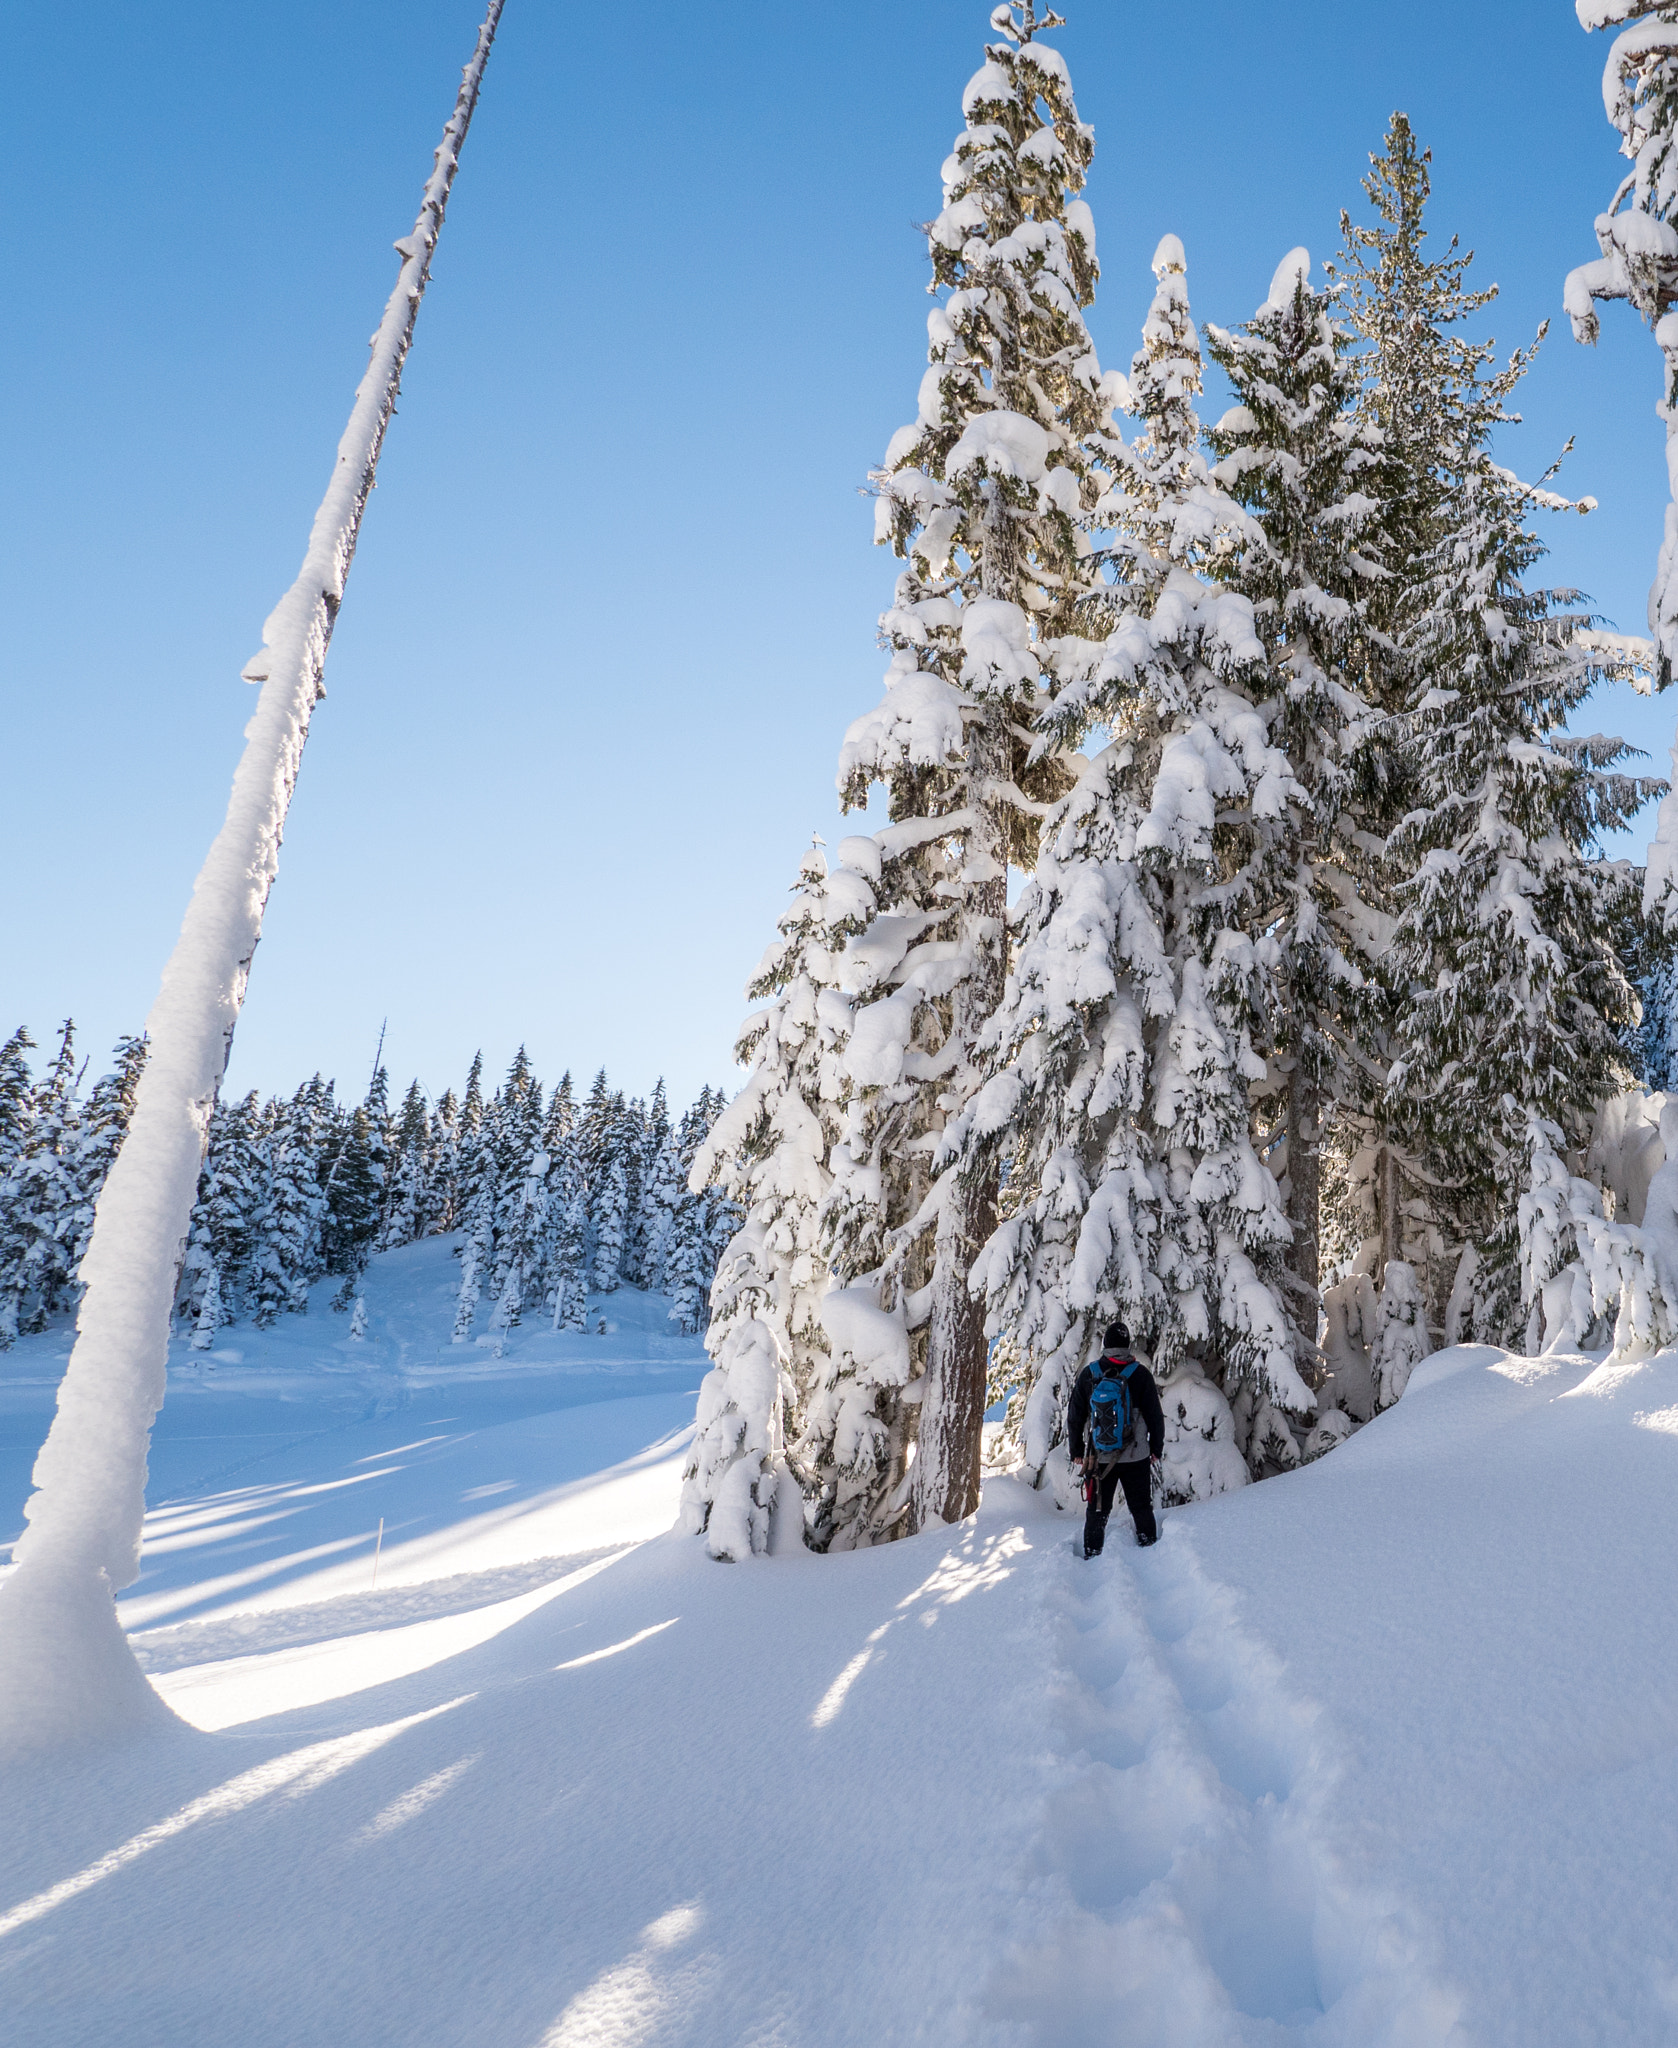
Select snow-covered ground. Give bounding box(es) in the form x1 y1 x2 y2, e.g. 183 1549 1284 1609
3 1238 1677 2044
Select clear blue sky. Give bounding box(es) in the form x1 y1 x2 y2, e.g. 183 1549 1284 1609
1 0 1670 1112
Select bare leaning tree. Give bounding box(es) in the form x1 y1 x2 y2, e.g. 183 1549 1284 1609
0 3 507 1757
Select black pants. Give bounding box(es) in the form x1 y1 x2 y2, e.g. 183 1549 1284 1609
1084 1459 1156 1554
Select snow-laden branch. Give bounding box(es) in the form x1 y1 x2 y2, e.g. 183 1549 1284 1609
1568 0 1678 931
1575 625 1661 691
0 2 506 1758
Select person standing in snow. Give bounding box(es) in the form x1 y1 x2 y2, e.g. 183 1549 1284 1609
1068 1323 1165 1556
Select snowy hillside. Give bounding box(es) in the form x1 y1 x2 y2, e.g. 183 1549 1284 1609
2 1235 1676 2044
1 1238 706 1644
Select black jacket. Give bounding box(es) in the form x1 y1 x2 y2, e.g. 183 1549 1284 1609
1068 1352 1164 1465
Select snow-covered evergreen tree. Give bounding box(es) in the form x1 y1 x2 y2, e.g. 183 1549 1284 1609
1204 251 1392 1369
636 1126 684 1301
665 1089 735 1337
545 1069 576 1144
175 1138 220 1336
953 237 1303 1491
0 1027 36 1349
451 1052 485 1232
4 1022 82 1337
1331 109 1657 1367
426 1087 460 1235
682 842 861 1555
61 1033 148 1288
323 1104 382 1309
544 1133 590 1332
0 1029 33 1161
589 1105 633 1296
363 1061 392 1241
578 1068 616 1178
380 1079 430 1250
178 1091 268 1328
665 1199 710 1337
626 1079 672 1289
451 1063 496 1343
537 1072 587 1328
1384 414 1654 1348
1318 111 1491 1336
250 1087 323 1323
488 1048 543 1316
490 1055 548 1334
285 1084 332 1306
834 1 1107 1532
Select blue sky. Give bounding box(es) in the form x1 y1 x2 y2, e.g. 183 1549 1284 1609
1 0 1671 1112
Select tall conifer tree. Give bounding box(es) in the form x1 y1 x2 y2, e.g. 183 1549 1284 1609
1205 253 1391 1364
0 1029 38 1348
62 1035 148 1288
683 843 862 1554
1384 401 1652 1346
8 1024 84 1335
831 1 1104 1531
954 237 1305 1486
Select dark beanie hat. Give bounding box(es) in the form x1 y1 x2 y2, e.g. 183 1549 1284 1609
1102 1321 1130 1351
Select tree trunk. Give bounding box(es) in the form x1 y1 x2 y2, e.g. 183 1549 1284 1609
1376 1142 1401 1276
0 3 505 1759
912 710 1008 1531
1286 1059 1322 1332
910 479 1019 1530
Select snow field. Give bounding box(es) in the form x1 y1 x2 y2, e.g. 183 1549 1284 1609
1 1496 1059 2046
5 1241 1678 2045
1188 1342 1678 2047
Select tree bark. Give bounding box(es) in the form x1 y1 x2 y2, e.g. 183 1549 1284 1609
910 478 1020 1530
912 708 1008 1531
1286 1060 1322 1331
1376 1142 1401 1276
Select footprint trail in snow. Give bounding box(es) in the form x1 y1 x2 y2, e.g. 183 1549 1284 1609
992 1522 1466 2047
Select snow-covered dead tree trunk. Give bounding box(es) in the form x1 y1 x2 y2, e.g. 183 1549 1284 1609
0 2 505 1758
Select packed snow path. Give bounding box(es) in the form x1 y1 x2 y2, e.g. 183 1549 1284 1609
4 1252 1678 2043
994 1533 1458 2045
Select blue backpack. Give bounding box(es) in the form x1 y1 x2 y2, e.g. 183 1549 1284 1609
1088 1355 1139 1460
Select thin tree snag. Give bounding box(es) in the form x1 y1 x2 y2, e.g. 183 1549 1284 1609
0 2 507 1756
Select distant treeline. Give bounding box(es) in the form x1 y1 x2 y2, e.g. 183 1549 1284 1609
0 1024 735 1350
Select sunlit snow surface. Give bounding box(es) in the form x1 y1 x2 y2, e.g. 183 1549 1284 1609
3 1240 1678 2044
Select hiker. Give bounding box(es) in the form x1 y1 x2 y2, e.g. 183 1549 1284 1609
1067 1321 1165 1557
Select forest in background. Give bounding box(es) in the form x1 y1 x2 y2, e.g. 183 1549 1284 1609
0 1021 735 1354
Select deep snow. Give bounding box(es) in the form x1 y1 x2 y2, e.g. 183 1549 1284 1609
3 1237 1677 2045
